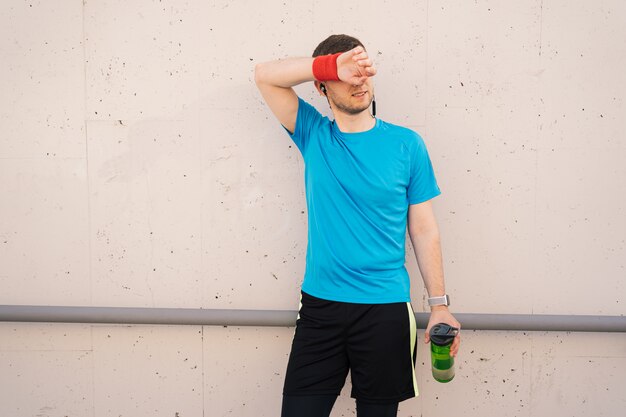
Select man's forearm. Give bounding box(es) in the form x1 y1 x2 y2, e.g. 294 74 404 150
254 57 315 88
410 231 447 301
412 230 461 355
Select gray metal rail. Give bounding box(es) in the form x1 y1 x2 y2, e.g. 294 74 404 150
0 305 624 332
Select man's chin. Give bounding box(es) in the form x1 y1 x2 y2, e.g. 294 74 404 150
336 103 372 116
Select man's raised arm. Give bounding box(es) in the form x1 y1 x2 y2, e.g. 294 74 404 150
254 47 377 133
254 57 315 134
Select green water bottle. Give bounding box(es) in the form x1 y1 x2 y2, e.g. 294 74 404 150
429 323 459 383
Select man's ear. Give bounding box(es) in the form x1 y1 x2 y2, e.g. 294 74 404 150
314 81 327 96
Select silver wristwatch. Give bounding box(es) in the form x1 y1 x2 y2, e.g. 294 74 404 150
427 294 450 307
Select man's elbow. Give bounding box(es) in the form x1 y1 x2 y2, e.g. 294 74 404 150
254 62 267 86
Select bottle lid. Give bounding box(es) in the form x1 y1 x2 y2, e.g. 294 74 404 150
429 323 459 346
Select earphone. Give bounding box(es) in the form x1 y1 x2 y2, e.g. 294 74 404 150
320 83 327 95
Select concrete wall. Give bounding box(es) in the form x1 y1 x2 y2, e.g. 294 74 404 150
1 0 624 416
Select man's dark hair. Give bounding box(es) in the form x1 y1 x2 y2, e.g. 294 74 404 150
312 34 365 57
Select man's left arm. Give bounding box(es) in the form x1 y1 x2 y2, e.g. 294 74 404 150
407 200 461 356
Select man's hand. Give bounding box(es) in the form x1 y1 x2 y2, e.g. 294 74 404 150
424 307 461 357
337 46 377 85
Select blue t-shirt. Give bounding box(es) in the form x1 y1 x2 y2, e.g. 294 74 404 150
284 97 441 303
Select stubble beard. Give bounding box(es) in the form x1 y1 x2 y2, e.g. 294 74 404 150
331 95 373 116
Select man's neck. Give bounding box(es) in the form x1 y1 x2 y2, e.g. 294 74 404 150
333 110 376 133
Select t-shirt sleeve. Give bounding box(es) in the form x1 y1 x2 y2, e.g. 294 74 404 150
407 132 442 205
282 97 324 156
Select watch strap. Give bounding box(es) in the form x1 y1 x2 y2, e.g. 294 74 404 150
427 294 450 307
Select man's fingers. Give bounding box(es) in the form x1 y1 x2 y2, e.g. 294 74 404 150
450 335 461 357
352 51 369 62
338 47 376 81
355 59 376 78
352 46 364 55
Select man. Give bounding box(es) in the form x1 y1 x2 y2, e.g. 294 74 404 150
254 34 461 417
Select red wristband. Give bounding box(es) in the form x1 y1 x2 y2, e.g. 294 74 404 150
312 52 342 81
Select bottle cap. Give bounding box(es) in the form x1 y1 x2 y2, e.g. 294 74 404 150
429 323 459 346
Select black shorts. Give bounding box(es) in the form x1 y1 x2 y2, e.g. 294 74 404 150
282 291 419 404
